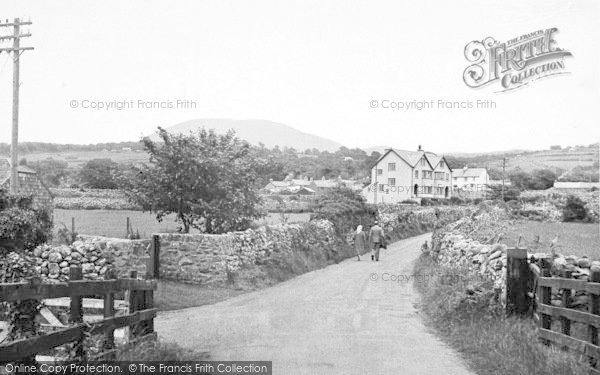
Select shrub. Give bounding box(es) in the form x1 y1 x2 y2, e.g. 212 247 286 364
311 186 376 234
562 195 588 222
0 189 53 255
449 196 465 205
400 199 419 205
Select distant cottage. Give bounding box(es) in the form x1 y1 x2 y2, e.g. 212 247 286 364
263 176 362 195
452 167 489 191
363 146 452 204
0 159 53 210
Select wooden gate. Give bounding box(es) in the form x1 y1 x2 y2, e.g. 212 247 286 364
0 266 157 362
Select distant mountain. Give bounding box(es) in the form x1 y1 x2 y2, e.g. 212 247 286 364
158 119 343 152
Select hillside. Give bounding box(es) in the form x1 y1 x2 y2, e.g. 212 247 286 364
158 119 343 152
446 144 599 181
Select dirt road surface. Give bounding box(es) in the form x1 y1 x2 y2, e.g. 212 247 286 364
156 233 474 375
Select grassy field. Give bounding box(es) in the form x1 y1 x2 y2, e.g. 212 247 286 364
500 221 600 259
24 150 148 168
53 209 312 239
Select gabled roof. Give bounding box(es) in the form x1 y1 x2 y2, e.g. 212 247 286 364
312 180 338 188
453 168 487 178
291 179 311 186
374 148 451 171
267 181 289 187
0 159 41 185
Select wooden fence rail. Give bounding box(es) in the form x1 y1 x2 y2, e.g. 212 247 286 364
0 267 157 363
509 251 600 373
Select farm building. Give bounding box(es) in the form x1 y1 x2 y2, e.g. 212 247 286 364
263 176 361 194
0 159 53 210
553 181 600 190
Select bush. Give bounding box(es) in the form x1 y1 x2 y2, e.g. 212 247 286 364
400 199 419 205
449 196 465 205
0 189 53 255
562 195 588 222
311 186 376 234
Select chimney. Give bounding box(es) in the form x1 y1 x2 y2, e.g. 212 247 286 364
418 145 422 151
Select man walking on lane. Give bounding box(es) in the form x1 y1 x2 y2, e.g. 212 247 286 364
368 221 385 261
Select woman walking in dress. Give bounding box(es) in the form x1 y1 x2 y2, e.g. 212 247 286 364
352 225 367 261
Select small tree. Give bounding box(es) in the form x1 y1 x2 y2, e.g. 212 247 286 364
562 195 588 222
122 127 266 233
311 186 376 234
79 158 121 189
30 158 69 187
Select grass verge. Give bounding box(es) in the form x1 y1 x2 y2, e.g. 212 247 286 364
155 281 247 311
116 336 209 360
413 253 589 375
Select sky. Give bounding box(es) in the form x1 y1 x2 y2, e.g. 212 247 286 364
0 0 598 153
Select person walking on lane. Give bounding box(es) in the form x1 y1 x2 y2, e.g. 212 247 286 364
368 221 385 261
352 225 367 261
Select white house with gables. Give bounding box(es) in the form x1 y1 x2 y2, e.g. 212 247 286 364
362 146 452 204
452 167 489 195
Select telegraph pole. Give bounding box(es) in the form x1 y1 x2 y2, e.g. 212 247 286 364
501 157 506 201
0 18 33 193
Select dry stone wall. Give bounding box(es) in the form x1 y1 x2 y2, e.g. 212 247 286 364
32 237 151 282
26 207 474 285
431 205 598 307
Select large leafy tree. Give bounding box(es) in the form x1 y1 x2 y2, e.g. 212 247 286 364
122 127 266 233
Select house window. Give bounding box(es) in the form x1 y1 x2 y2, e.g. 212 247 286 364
388 178 396 186
415 170 419 178
421 159 427 166
388 163 396 171
440 161 445 168
379 184 385 192
377 169 383 175
446 173 449 180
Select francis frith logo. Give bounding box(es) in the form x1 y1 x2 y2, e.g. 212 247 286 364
463 28 572 92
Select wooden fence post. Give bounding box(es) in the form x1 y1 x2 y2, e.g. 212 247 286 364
143 287 154 334
69 266 84 360
126 217 130 235
127 270 150 339
560 269 572 351
560 270 572 333
506 248 530 315
537 259 552 345
146 235 160 279
103 269 116 358
589 267 600 368
71 217 76 242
